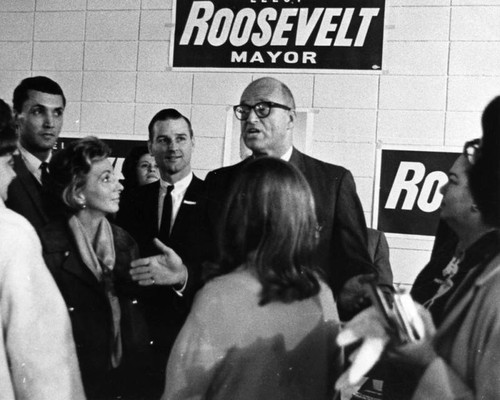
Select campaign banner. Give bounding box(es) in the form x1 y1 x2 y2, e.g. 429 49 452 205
374 147 461 237
172 0 385 71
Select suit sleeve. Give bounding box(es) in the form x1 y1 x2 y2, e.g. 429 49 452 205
0 216 85 400
371 231 394 291
196 170 221 265
332 170 382 289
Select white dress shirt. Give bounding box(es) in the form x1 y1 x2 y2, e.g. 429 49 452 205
157 172 193 233
156 172 193 295
280 146 293 162
18 145 51 185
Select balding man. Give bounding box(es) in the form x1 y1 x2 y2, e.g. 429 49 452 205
200 77 391 319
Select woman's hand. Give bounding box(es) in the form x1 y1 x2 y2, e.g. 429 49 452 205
130 238 188 287
335 303 438 391
336 306 391 390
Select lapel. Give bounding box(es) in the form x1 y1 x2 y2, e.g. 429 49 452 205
288 147 324 222
170 175 203 238
44 220 104 294
289 147 306 173
13 154 47 221
141 180 161 236
437 253 500 335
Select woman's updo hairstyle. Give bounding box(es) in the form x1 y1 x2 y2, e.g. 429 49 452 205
48 136 110 213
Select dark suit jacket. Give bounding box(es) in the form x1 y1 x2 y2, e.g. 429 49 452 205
367 228 393 292
6 154 49 233
200 148 387 301
40 220 156 400
116 176 204 263
115 175 204 390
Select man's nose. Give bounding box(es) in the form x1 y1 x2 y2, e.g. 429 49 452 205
43 112 55 127
246 107 260 122
167 141 178 150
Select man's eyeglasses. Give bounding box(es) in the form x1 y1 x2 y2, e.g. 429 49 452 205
233 101 292 120
463 138 481 165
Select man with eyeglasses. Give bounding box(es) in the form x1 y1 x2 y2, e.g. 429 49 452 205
200 77 392 320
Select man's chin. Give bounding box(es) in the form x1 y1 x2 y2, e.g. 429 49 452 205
164 166 184 176
244 138 264 152
38 140 58 150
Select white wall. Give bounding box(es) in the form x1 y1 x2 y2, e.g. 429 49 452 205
1 0 499 285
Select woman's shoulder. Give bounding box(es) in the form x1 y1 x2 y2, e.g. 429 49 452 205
194 270 260 307
206 269 259 291
0 207 39 248
476 254 500 302
110 221 137 246
0 206 34 232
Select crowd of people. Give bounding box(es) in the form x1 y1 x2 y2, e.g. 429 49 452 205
0 74 498 400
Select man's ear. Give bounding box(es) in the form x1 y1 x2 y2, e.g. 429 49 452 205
14 112 21 130
287 109 296 130
147 141 153 154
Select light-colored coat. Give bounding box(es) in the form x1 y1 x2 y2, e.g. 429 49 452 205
163 270 342 400
0 203 85 400
413 252 500 400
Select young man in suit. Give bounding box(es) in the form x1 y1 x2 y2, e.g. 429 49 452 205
6 76 65 233
116 108 204 396
200 77 392 320
118 109 203 261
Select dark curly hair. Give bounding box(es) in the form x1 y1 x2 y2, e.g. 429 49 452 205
469 96 500 228
48 136 110 213
213 157 321 305
121 145 151 190
0 99 17 156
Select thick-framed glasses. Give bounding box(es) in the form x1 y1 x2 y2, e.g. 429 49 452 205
463 138 481 165
233 101 291 120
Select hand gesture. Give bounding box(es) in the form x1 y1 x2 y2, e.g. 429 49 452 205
335 302 437 391
130 238 187 287
336 306 391 390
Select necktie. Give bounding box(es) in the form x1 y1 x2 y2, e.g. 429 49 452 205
40 161 50 186
159 185 174 241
